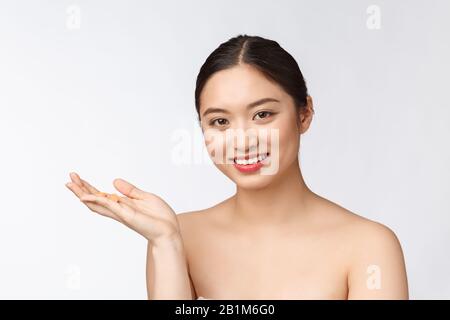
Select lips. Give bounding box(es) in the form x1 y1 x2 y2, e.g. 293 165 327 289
231 152 270 173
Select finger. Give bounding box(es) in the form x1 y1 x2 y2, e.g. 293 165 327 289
70 172 90 194
116 196 138 210
65 182 87 198
83 201 120 221
96 193 123 204
81 194 166 238
113 178 150 200
69 172 83 187
71 188 122 221
80 194 137 224
106 193 120 202
80 178 100 194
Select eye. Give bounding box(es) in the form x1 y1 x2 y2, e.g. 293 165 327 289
209 118 229 127
253 111 273 120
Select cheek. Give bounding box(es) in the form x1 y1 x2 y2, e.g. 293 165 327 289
271 118 300 164
203 130 229 164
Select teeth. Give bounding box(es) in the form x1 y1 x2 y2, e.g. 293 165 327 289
234 153 269 165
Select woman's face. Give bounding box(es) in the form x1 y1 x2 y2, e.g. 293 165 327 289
198 64 312 190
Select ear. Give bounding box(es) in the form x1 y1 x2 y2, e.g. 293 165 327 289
298 95 314 134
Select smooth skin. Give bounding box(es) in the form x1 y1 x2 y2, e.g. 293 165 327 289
66 63 408 299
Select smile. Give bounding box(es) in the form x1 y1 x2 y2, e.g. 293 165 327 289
234 152 269 165
232 152 270 173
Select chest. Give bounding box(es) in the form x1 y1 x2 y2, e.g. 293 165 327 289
186 231 349 299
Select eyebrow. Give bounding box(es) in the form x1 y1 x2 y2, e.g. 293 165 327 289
201 97 280 118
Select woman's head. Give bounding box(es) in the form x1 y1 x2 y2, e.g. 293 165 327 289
195 34 314 189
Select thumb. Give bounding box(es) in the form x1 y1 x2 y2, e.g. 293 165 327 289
113 178 149 200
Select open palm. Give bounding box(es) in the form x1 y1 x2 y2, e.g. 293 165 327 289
65 172 180 243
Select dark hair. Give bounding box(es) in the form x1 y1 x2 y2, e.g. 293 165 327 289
195 34 309 122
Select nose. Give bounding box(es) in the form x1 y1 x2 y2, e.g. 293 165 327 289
225 126 260 157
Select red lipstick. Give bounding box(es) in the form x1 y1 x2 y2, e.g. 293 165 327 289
233 161 264 173
232 152 269 173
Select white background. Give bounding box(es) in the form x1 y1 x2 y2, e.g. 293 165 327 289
0 0 449 299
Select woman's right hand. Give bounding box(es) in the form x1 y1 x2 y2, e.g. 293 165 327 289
65 172 181 245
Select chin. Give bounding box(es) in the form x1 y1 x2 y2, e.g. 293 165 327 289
234 174 275 190
216 164 281 190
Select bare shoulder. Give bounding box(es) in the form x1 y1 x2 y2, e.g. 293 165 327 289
177 203 222 227
313 195 408 298
176 198 231 240
176 209 206 238
313 194 403 250
177 209 205 224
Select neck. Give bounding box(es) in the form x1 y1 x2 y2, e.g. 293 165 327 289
231 157 312 226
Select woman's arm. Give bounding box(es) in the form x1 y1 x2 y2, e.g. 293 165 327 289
65 172 195 300
146 235 193 300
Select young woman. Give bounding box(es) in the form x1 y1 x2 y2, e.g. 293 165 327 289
66 34 408 300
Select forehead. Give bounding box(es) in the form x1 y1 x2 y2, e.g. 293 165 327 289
199 64 286 114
